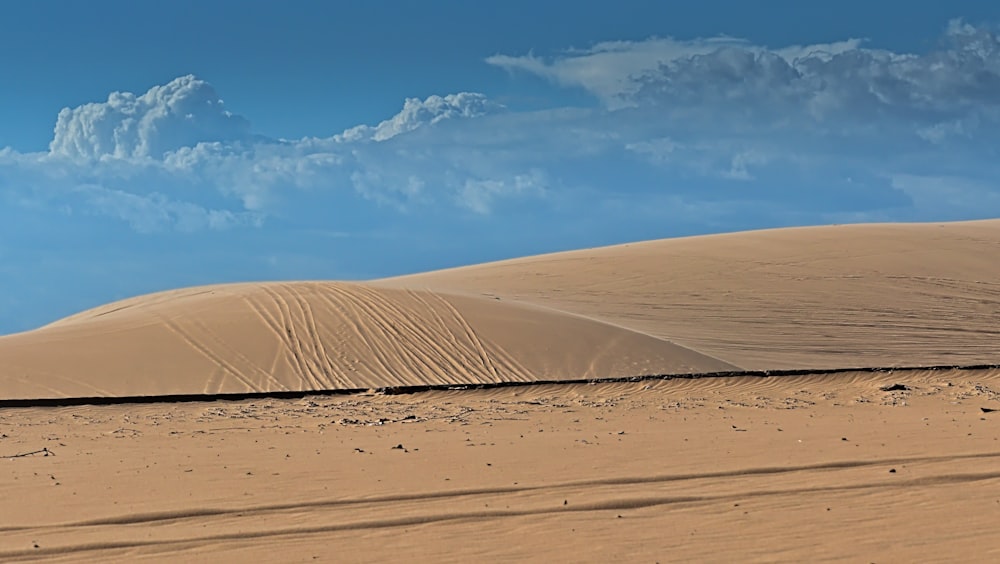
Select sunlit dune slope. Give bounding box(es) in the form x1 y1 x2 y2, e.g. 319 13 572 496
0 283 731 400
380 220 1000 370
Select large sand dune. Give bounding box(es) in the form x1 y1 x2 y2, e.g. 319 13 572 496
3 220 998 401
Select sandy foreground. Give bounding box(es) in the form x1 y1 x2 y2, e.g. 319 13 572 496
2 220 1000 561
3 370 1000 562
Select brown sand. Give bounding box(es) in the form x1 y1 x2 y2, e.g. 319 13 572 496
2 220 1000 561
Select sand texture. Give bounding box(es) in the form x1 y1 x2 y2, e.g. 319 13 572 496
4 370 1000 562
2 220 1000 562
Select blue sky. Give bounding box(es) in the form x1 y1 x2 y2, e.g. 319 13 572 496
2 1 1000 334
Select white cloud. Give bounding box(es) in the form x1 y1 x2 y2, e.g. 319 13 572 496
487 37 754 109
723 150 769 181
3 82 530 230
625 137 681 164
459 170 548 214
626 137 783 182
335 92 504 142
888 174 1000 220
49 75 252 160
916 118 975 144
487 36 863 110
350 169 426 209
75 185 259 233
161 141 349 211
773 39 866 64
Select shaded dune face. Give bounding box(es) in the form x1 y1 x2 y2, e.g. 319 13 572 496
1 220 998 401
0 283 732 400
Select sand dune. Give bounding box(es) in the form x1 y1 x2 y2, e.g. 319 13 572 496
0 282 730 401
2 220 999 401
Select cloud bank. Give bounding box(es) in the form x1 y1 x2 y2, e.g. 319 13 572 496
2 20 999 237
487 19 1000 121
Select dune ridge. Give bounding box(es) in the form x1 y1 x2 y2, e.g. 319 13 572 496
2 220 999 401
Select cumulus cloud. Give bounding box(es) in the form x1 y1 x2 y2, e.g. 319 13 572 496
49 75 252 160
336 92 504 142
2 81 530 235
152 95 518 214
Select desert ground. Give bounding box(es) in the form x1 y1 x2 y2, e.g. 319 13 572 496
2 220 1000 562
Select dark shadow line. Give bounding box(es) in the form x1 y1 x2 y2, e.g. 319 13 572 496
2 363 998 408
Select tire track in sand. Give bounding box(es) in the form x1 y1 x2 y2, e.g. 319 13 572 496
153 313 262 393
4 450 1000 533
402 288 532 383
421 290 513 383
282 284 349 389
239 294 310 390
311 284 407 387
351 285 495 385
4 466 1000 560
324 283 481 387
184 318 289 393
257 285 326 391
335 284 446 384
